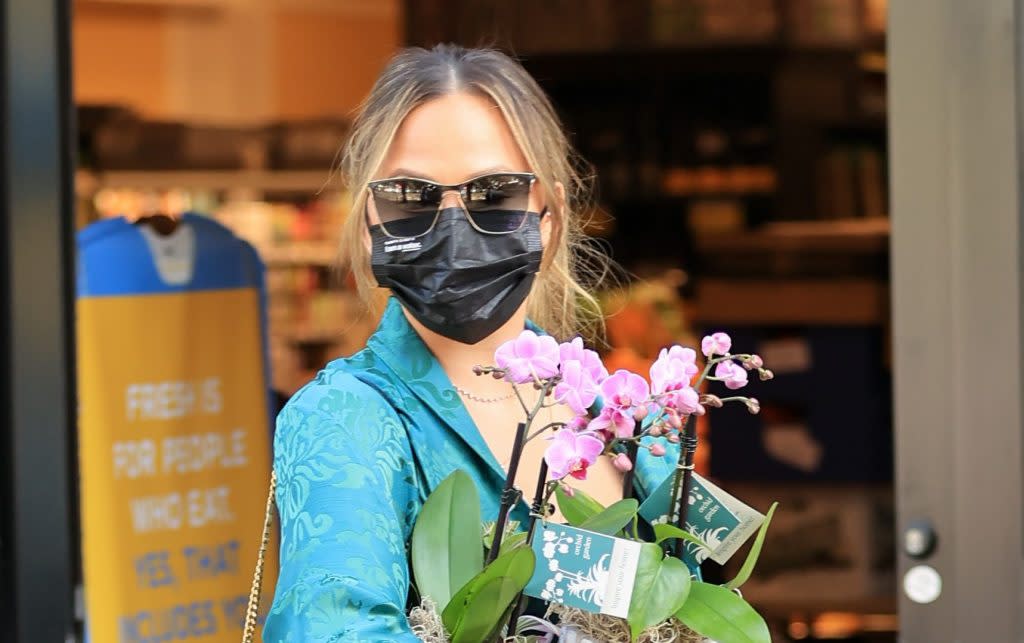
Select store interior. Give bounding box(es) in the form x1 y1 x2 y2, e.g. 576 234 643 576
72 0 894 640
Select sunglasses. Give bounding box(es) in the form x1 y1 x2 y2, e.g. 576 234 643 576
366 171 537 238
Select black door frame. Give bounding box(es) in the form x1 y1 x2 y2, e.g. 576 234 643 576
0 0 78 641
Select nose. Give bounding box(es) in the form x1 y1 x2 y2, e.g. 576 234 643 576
440 189 464 209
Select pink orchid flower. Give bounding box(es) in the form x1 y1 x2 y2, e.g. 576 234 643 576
559 337 609 383
714 359 749 390
544 429 605 480
494 330 560 383
663 386 702 415
600 369 650 411
554 360 599 415
650 345 700 396
588 406 636 440
701 332 732 357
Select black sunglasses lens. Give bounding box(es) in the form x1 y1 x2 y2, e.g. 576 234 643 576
463 174 531 233
370 179 440 236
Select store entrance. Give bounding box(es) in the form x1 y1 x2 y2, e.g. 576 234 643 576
3 1 1024 642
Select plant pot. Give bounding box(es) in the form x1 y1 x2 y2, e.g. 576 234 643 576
549 605 707 643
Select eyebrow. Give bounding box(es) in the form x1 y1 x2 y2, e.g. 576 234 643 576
385 165 523 183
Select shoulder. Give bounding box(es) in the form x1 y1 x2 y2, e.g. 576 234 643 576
275 356 410 461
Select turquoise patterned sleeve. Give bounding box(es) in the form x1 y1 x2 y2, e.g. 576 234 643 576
263 372 422 643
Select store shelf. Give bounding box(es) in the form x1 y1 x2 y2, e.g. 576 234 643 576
694 278 888 325
257 242 339 268
285 330 341 345
78 0 239 10
76 169 339 196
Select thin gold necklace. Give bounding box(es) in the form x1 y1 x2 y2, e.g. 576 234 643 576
454 384 515 404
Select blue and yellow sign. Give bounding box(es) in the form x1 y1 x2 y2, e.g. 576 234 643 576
77 214 276 643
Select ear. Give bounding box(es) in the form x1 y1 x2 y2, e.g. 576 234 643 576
540 181 567 251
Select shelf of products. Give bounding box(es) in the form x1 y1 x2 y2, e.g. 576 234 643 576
77 169 338 195
76 169 377 396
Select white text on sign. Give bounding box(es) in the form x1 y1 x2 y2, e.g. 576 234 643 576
125 378 222 421
130 486 236 533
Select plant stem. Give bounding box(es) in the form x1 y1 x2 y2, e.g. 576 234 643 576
524 421 566 444
510 382 530 416
488 379 557 635
486 380 554 564
693 359 717 388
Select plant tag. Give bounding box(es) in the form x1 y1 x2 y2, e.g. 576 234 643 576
524 523 642 618
639 472 764 565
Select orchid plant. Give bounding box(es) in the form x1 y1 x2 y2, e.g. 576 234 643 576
408 330 778 643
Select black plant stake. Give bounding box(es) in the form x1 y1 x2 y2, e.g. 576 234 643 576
507 458 551 631
670 415 698 559
620 418 643 536
487 421 528 564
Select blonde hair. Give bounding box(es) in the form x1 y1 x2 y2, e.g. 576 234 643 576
339 44 609 341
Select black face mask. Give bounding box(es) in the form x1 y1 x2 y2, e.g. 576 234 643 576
370 207 544 344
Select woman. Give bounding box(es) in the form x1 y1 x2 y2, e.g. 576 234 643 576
264 44 675 642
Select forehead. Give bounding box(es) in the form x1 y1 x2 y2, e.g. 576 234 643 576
378 92 530 183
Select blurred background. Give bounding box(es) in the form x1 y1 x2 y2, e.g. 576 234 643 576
72 1 893 641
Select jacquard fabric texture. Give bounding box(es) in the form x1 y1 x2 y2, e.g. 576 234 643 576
263 298 678 642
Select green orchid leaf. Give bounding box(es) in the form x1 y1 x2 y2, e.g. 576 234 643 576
499 530 529 554
675 582 771 643
442 546 535 636
726 502 778 590
411 470 483 611
449 577 517 643
555 484 606 526
626 543 692 641
653 523 710 550
482 520 521 554
579 498 639 536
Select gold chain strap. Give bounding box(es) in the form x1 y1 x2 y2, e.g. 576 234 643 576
242 471 277 643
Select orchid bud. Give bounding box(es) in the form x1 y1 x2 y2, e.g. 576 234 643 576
492 370 505 379
648 425 663 438
700 394 724 408
667 432 681 443
759 368 774 381
633 405 649 422
560 483 575 498
745 397 761 414
612 453 634 472
747 354 764 369
650 443 667 457
667 408 682 429
473 365 485 376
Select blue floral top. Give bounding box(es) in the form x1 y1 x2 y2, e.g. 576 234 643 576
264 298 676 642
